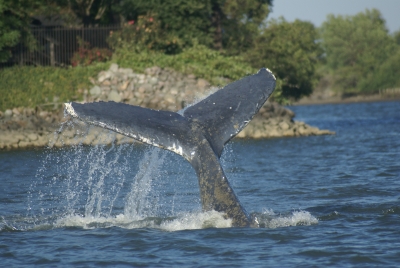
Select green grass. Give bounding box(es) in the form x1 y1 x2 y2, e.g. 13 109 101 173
113 44 256 85
0 63 109 111
1 45 277 111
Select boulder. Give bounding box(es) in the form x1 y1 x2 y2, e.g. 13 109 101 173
109 63 119 73
90 86 102 97
108 90 122 102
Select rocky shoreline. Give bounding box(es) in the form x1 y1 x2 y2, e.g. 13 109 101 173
0 64 334 151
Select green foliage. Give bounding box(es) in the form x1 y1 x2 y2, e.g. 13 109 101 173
394 30 400 46
0 0 34 62
113 0 272 53
44 0 116 25
71 37 112 66
108 14 184 54
218 0 272 54
0 63 109 111
114 0 213 50
358 48 400 91
246 18 321 100
319 9 398 93
113 43 256 85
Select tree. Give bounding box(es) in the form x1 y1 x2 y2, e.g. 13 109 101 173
113 0 213 52
30 0 119 26
394 30 400 46
319 9 397 93
113 0 272 53
211 0 272 53
0 0 37 62
358 47 400 91
246 18 321 101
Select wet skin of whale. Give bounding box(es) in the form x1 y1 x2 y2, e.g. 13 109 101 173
64 68 276 227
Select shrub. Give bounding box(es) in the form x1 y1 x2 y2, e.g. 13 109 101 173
108 14 183 54
71 37 112 67
113 42 256 85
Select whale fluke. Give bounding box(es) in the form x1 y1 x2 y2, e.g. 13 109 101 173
64 68 276 227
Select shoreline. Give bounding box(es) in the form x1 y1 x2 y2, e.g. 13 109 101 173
1 64 337 151
293 90 400 106
0 102 335 151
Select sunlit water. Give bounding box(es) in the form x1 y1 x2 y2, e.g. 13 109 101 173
1 101 399 266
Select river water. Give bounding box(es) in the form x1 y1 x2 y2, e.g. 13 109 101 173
1 101 399 266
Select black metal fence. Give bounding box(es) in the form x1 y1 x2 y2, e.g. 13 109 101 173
2 25 121 68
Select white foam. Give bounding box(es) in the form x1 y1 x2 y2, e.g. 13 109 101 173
52 209 317 231
260 210 319 229
53 210 232 231
159 211 232 231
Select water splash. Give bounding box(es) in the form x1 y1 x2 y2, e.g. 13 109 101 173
54 210 232 231
255 209 319 228
27 121 318 231
28 121 200 229
29 124 143 223
124 148 166 220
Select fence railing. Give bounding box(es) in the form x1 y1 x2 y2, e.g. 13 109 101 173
1 25 121 68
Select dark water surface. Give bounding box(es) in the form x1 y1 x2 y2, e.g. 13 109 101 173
1 101 399 266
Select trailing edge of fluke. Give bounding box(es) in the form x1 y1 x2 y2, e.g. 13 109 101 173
64 68 276 227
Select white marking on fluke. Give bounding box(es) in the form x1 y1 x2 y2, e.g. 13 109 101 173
264 68 276 80
168 143 183 156
64 103 78 118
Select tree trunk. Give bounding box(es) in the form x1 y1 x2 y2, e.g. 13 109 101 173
211 4 223 51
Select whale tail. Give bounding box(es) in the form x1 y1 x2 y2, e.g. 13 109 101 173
64 68 276 227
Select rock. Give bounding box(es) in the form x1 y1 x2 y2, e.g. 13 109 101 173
267 128 281 137
253 129 264 139
122 91 133 100
18 141 31 148
109 77 118 86
61 129 75 138
108 90 122 102
119 68 133 75
39 111 48 118
27 133 38 141
4 109 12 118
1 134 18 144
90 86 102 97
102 80 111 86
144 66 161 76
283 129 294 136
32 138 47 147
98 71 112 83
109 63 119 73
149 77 158 85
279 121 290 131
12 108 20 116
119 81 129 91
196 78 209 89
23 108 34 117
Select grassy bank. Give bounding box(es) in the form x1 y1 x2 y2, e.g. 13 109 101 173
1 45 263 112
0 63 110 111
114 45 256 85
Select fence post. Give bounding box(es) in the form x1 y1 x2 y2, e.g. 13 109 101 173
50 41 55 66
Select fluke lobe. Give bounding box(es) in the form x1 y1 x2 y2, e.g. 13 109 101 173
64 68 276 227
